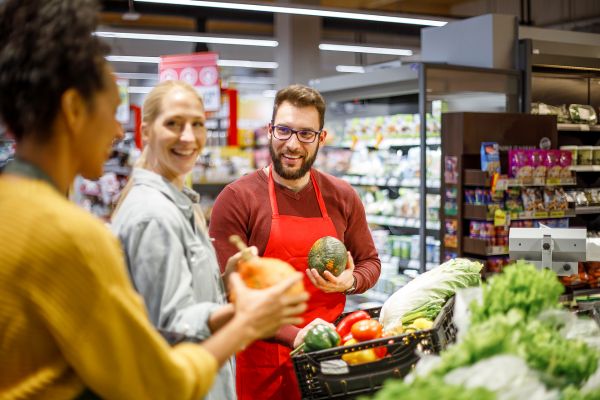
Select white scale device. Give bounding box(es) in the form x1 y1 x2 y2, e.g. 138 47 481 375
509 226 600 276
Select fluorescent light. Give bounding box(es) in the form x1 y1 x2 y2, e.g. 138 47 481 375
114 72 159 80
107 55 276 69
263 90 277 98
135 0 448 27
336 65 365 73
128 86 154 94
320 43 413 56
107 55 160 63
218 60 278 69
96 31 278 47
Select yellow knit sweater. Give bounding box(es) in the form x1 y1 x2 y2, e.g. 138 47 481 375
0 176 217 400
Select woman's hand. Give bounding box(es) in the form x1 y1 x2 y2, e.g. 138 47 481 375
228 272 309 345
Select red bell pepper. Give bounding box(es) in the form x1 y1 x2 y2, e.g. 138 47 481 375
351 319 383 342
335 310 370 338
373 332 393 358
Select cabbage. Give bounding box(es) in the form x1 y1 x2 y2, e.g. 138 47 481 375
379 258 483 331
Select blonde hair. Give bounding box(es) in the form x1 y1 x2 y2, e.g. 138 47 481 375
112 80 207 231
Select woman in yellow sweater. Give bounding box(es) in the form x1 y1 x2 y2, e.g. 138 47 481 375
0 1 308 399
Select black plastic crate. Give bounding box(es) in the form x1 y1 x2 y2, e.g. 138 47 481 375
292 297 457 399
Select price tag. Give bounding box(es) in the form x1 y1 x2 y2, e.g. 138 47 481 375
494 209 508 227
534 211 549 218
581 125 590 131
550 210 565 218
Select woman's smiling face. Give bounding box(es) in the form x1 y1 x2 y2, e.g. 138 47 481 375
144 86 206 184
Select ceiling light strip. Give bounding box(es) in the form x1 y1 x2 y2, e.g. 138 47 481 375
135 0 447 27
336 65 365 73
115 72 159 80
320 43 412 56
107 55 277 69
96 31 278 47
218 60 278 69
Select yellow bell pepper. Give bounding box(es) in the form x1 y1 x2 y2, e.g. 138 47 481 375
341 339 378 365
411 318 434 331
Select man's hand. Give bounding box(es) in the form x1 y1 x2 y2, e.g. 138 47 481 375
293 318 335 349
228 272 309 344
306 251 355 293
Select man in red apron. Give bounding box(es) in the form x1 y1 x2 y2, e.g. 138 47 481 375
209 84 381 400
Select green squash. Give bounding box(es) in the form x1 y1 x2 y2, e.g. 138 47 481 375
308 236 348 277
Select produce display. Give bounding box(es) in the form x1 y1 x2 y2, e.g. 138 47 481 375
370 261 600 400
379 258 483 333
307 236 348 277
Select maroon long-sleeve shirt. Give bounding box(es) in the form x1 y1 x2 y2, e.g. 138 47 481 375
208 168 381 346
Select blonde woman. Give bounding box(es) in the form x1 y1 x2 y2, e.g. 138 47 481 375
111 81 288 399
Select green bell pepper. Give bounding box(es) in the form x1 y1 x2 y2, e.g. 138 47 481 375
304 324 341 352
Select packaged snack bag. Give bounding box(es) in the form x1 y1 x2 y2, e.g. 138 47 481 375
530 149 547 183
545 150 562 180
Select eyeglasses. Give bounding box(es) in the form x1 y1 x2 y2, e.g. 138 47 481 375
271 124 322 144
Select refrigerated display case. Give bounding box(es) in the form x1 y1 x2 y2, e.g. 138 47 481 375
520 36 600 290
311 63 519 305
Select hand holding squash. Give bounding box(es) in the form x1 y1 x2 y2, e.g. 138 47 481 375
306 251 355 293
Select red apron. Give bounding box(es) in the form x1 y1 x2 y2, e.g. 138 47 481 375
236 167 346 400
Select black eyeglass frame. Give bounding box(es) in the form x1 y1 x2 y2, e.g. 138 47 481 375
269 123 322 144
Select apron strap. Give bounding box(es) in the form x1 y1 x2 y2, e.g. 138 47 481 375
267 166 280 217
310 170 329 219
267 166 329 219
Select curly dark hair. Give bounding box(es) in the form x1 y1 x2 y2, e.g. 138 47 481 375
271 84 326 130
0 0 110 142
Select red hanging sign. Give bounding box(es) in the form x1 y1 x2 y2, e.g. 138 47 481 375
159 52 221 112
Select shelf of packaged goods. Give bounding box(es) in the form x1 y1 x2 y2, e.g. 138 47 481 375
463 236 509 256
366 215 440 231
575 206 600 215
569 165 600 172
557 123 600 132
463 204 576 221
330 137 441 149
463 169 576 188
341 175 441 190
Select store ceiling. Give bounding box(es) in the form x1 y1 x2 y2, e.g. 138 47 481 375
98 0 600 94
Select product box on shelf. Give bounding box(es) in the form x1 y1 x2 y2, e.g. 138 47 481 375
292 298 457 399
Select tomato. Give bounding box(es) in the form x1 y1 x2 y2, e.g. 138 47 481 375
350 319 383 342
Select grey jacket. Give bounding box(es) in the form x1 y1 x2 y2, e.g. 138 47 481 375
111 168 235 400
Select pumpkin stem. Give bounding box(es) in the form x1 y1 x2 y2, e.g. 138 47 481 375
229 235 254 261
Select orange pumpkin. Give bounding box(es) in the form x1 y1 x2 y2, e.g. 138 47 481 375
238 256 306 296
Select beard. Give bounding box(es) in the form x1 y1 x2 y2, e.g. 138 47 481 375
269 139 319 180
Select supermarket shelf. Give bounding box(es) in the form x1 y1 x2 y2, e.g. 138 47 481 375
558 123 600 132
569 165 600 172
398 259 437 271
463 236 508 256
575 206 600 215
366 215 440 231
341 175 441 190
463 204 576 220
331 137 441 149
464 169 576 188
